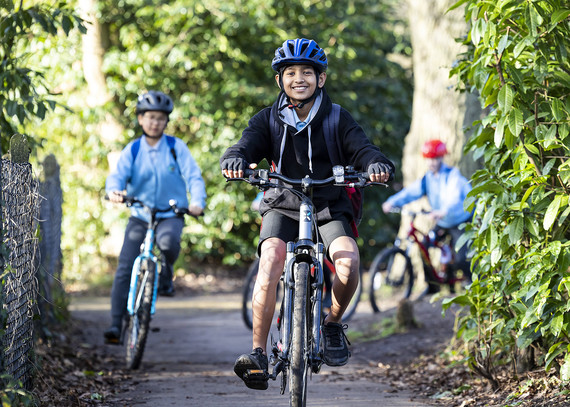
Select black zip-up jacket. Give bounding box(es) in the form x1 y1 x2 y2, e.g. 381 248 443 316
220 88 395 222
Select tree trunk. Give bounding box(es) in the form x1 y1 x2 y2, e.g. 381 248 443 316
77 0 123 150
404 0 482 180
78 0 124 257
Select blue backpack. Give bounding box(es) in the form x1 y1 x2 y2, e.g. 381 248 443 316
269 104 364 229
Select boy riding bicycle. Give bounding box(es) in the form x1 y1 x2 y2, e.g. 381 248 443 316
221 38 394 390
104 91 206 344
382 139 473 289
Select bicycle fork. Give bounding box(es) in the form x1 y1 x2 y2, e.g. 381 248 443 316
126 229 159 316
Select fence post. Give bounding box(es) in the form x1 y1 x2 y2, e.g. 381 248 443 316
37 154 64 329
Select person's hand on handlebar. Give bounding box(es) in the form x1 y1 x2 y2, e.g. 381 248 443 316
367 163 392 183
221 157 257 179
188 204 204 217
382 201 393 214
107 191 125 203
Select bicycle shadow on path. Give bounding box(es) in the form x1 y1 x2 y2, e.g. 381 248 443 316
70 293 451 407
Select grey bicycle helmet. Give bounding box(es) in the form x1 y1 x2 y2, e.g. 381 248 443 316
271 38 328 73
136 91 174 114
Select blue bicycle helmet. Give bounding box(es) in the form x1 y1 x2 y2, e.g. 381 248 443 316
136 91 174 114
271 38 328 73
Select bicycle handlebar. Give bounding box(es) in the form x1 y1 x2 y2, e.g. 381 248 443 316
229 167 388 190
104 195 199 217
388 208 432 217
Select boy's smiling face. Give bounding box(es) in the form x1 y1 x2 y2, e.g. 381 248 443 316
276 64 326 105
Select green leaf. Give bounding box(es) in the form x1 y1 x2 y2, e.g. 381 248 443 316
491 247 502 266
447 0 470 12
525 3 541 37
513 37 529 59
498 84 513 112
551 99 563 122
543 125 558 149
508 108 523 137
560 124 569 140
494 116 506 147
497 33 509 55
508 216 524 245
545 342 564 371
544 195 562 230
550 314 564 337
552 10 570 24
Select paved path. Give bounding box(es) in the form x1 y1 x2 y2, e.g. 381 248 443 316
70 293 434 407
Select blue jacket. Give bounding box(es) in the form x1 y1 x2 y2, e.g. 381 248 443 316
385 163 472 228
106 134 207 222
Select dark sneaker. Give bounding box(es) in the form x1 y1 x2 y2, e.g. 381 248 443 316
103 326 121 345
322 322 351 367
158 262 175 296
233 348 269 390
158 280 175 297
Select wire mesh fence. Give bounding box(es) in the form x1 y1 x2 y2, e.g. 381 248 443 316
1 158 40 390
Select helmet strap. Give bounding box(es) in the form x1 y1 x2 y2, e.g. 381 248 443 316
278 85 322 112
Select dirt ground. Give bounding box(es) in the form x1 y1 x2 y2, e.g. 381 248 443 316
33 270 570 407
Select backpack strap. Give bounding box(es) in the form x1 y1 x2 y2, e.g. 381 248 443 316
131 135 178 163
322 103 343 164
165 135 177 162
131 137 141 161
421 174 428 196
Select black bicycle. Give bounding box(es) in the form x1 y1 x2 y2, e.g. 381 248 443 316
229 167 383 407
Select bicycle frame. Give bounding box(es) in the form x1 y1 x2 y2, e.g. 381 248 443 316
400 210 460 286
115 196 193 370
127 217 160 317
271 196 326 379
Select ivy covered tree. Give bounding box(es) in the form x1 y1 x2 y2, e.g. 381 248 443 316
0 0 85 153
446 0 570 386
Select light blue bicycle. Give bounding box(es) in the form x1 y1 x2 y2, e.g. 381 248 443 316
117 196 193 370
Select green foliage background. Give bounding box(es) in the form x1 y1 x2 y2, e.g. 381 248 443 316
3 0 412 286
446 0 570 384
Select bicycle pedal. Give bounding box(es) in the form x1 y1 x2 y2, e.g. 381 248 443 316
243 370 269 390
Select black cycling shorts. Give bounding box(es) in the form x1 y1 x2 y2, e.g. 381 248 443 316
258 210 355 255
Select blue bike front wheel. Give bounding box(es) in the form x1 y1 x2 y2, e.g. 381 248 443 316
125 259 155 369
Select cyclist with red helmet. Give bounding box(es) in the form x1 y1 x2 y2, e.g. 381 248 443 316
382 139 473 288
221 38 394 390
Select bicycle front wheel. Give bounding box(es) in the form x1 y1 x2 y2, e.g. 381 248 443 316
125 259 155 369
289 262 310 407
369 247 414 313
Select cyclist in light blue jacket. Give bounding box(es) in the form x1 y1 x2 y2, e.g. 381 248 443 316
104 90 206 344
382 139 472 287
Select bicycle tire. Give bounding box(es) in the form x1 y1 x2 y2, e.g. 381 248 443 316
125 259 155 369
241 258 282 330
289 262 310 407
369 247 414 313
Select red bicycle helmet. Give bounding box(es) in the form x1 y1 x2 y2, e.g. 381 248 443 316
422 140 447 158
